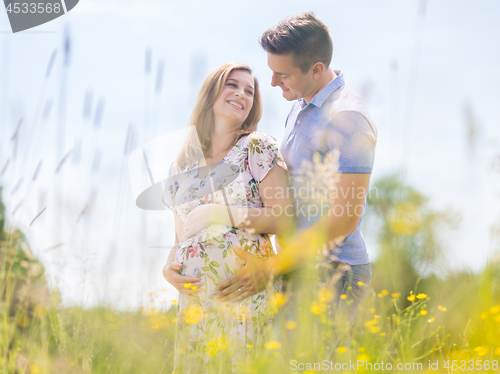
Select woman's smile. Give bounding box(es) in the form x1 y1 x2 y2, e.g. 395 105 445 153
227 100 244 110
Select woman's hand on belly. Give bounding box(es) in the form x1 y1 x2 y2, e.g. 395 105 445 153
163 262 204 301
181 204 229 241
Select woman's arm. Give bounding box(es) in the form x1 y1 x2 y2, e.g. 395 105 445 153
180 165 296 244
162 212 203 300
238 164 295 242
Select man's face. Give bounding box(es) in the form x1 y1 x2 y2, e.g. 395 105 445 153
267 53 314 101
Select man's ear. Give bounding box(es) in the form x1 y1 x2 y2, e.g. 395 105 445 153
312 62 325 79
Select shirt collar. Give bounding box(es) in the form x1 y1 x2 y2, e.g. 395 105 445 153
298 70 344 109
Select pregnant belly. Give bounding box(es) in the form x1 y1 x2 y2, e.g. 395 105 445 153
175 228 271 289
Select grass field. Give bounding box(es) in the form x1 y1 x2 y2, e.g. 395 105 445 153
1 177 500 373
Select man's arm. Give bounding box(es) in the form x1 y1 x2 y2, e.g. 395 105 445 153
266 173 370 276
216 172 371 301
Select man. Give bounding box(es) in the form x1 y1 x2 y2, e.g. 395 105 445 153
215 11 377 355
165 11 377 357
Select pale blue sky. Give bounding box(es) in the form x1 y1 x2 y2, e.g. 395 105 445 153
0 0 499 309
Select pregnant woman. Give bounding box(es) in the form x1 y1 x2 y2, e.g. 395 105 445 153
162 62 294 373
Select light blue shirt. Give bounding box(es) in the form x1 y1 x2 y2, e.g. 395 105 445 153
280 71 377 265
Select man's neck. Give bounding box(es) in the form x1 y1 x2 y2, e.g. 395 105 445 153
303 68 337 105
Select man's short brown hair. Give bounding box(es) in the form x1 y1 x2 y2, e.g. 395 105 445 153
259 12 333 74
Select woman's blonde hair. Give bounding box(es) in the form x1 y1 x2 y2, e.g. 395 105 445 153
175 62 262 169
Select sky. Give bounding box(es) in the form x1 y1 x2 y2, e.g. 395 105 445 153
0 0 499 310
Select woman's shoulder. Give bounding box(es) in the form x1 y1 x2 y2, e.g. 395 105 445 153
169 159 196 175
168 161 182 176
243 131 279 146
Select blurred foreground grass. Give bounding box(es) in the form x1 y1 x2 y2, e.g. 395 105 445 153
1 176 500 373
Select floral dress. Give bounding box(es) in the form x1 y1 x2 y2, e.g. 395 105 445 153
162 132 287 373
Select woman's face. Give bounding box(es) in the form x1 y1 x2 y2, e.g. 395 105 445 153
212 70 255 128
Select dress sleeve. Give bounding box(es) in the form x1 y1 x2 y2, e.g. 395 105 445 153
162 162 180 211
247 132 287 183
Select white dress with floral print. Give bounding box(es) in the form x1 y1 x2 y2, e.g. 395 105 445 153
162 132 287 373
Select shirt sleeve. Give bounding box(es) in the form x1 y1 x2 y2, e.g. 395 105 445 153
247 132 287 183
325 111 377 173
161 162 180 211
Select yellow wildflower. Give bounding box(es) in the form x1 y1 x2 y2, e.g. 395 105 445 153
265 341 282 350
336 346 348 353
318 287 334 303
206 337 228 356
364 319 378 328
420 310 428 316
382 290 389 296
428 317 435 323
392 314 401 325
185 305 203 323
310 301 328 315
357 353 370 362
171 300 178 304
273 292 288 307
490 305 500 314
28 365 41 374
416 293 427 299
340 294 347 300
369 308 376 314
191 286 197 290
407 295 416 302
247 344 253 348
284 320 297 330
369 326 381 334
150 315 168 330
358 281 364 286
437 305 447 312
379 333 386 337
183 283 191 289
392 293 401 298
474 346 489 357
234 306 250 322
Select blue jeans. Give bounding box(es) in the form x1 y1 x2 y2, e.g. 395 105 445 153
321 262 372 358
273 262 371 360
